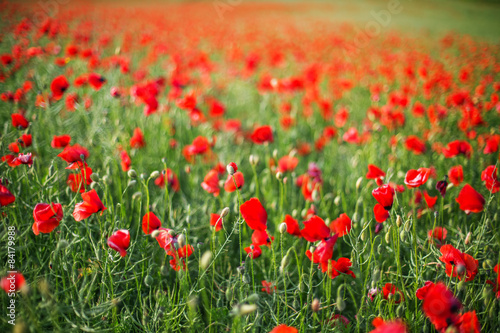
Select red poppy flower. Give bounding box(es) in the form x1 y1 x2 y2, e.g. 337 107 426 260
301 215 330 242
373 204 390 223
130 128 146 149
448 165 464 186
13 153 33 167
107 229 130 257
329 213 351 237
442 140 472 158
457 311 480 333
439 245 478 282
422 282 461 332
372 184 395 210
436 179 448 197
423 191 437 209
1 272 26 293
240 198 268 231
120 150 131 172
57 144 89 164
224 172 244 192
210 213 223 232
278 155 299 173
252 229 274 247
73 189 107 221
11 113 29 129
481 165 500 193
67 165 93 193
0 184 15 207
404 168 431 188
428 227 447 247
456 184 485 214
321 257 356 279
382 283 404 303
283 215 301 237
416 281 435 300
155 228 176 253
88 73 106 91
154 169 180 192
50 75 69 100
244 244 262 259
8 143 19 153
201 170 220 196
405 135 426 154
142 212 162 235
269 324 298 333
261 280 276 294
51 134 71 148
18 134 32 147
32 202 63 235
250 125 274 144
366 164 386 180
306 234 338 264
370 318 408 333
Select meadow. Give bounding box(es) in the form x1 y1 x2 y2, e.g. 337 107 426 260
0 1 500 332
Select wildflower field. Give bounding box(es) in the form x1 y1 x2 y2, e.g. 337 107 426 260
1 1 500 332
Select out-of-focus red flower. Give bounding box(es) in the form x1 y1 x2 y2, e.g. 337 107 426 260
11 113 29 129
329 213 351 237
370 318 408 333
366 164 386 180
423 191 437 209
88 73 106 91
154 169 180 192
448 165 464 186
457 311 480 333
32 202 63 235
210 213 223 232
439 245 478 282
481 165 500 193
72 189 107 221
278 155 298 173
283 214 301 237
422 282 461 332
261 280 276 294
51 134 71 148
240 198 268 231
456 184 485 214
250 125 274 144
0 184 16 207
1 272 26 293
18 134 32 147
405 135 426 154
268 324 298 333
142 212 162 235
224 172 244 192
13 153 33 167
382 283 404 303
428 227 447 248
442 140 472 158
50 75 69 100
404 168 431 188
58 144 89 164
244 244 262 259
107 229 130 257
301 215 330 242
416 281 435 300
67 165 93 193
436 178 448 197
130 128 146 149
372 184 395 210
120 150 131 172
201 170 220 196
251 229 274 247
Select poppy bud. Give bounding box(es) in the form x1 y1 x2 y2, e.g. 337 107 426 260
128 180 137 187
396 215 402 227
227 165 235 175
140 173 147 181
272 149 278 159
221 207 230 217
102 175 111 185
160 265 168 276
352 212 359 222
400 230 406 242
151 230 161 238
249 154 259 166
177 234 186 248
334 196 341 206
90 182 98 190
161 157 167 164
375 223 383 234
168 229 176 236
150 171 160 179
243 274 251 284
312 298 320 312
200 251 212 271
188 296 198 311
246 293 259 303
238 303 257 316
185 166 191 174
279 223 287 234
301 208 307 218
292 209 298 218
226 287 234 301
404 220 412 232
280 255 290 273
128 169 137 179
144 275 154 287
132 191 142 200
385 231 391 244
276 171 283 181
458 280 466 291
464 231 471 245
283 177 288 184
336 294 346 311
57 239 69 250
356 177 363 190
360 231 367 241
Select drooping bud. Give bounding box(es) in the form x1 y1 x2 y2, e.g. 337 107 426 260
356 177 363 190
312 298 320 312
200 251 212 270
128 169 137 178
150 171 160 179
90 173 100 182
276 171 283 181
279 223 287 234
151 230 161 238
221 207 230 218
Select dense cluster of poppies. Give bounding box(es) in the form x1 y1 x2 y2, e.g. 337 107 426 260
0 1 499 332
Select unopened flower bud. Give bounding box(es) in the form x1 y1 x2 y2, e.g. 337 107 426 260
144 275 154 287
132 191 142 200
161 157 167 164
177 234 186 248
221 207 230 217
464 232 471 245
150 171 160 179
279 223 287 234
249 154 259 166
246 293 259 303
90 173 100 182
276 172 283 181
312 298 320 312
227 165 235 175
200 251 212 270
334 196 341 206
151 230 161 238
128 169 137 178
238 304 257 316
396 215 402 228
356 177 363 190
272 149 278 159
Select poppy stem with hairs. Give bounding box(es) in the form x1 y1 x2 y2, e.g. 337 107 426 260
251 163 260 200
232 174 243 264
162 161 170 226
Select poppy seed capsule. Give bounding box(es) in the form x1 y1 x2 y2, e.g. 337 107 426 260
127 169 137 178
312 298 320 312
279 223 287 234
